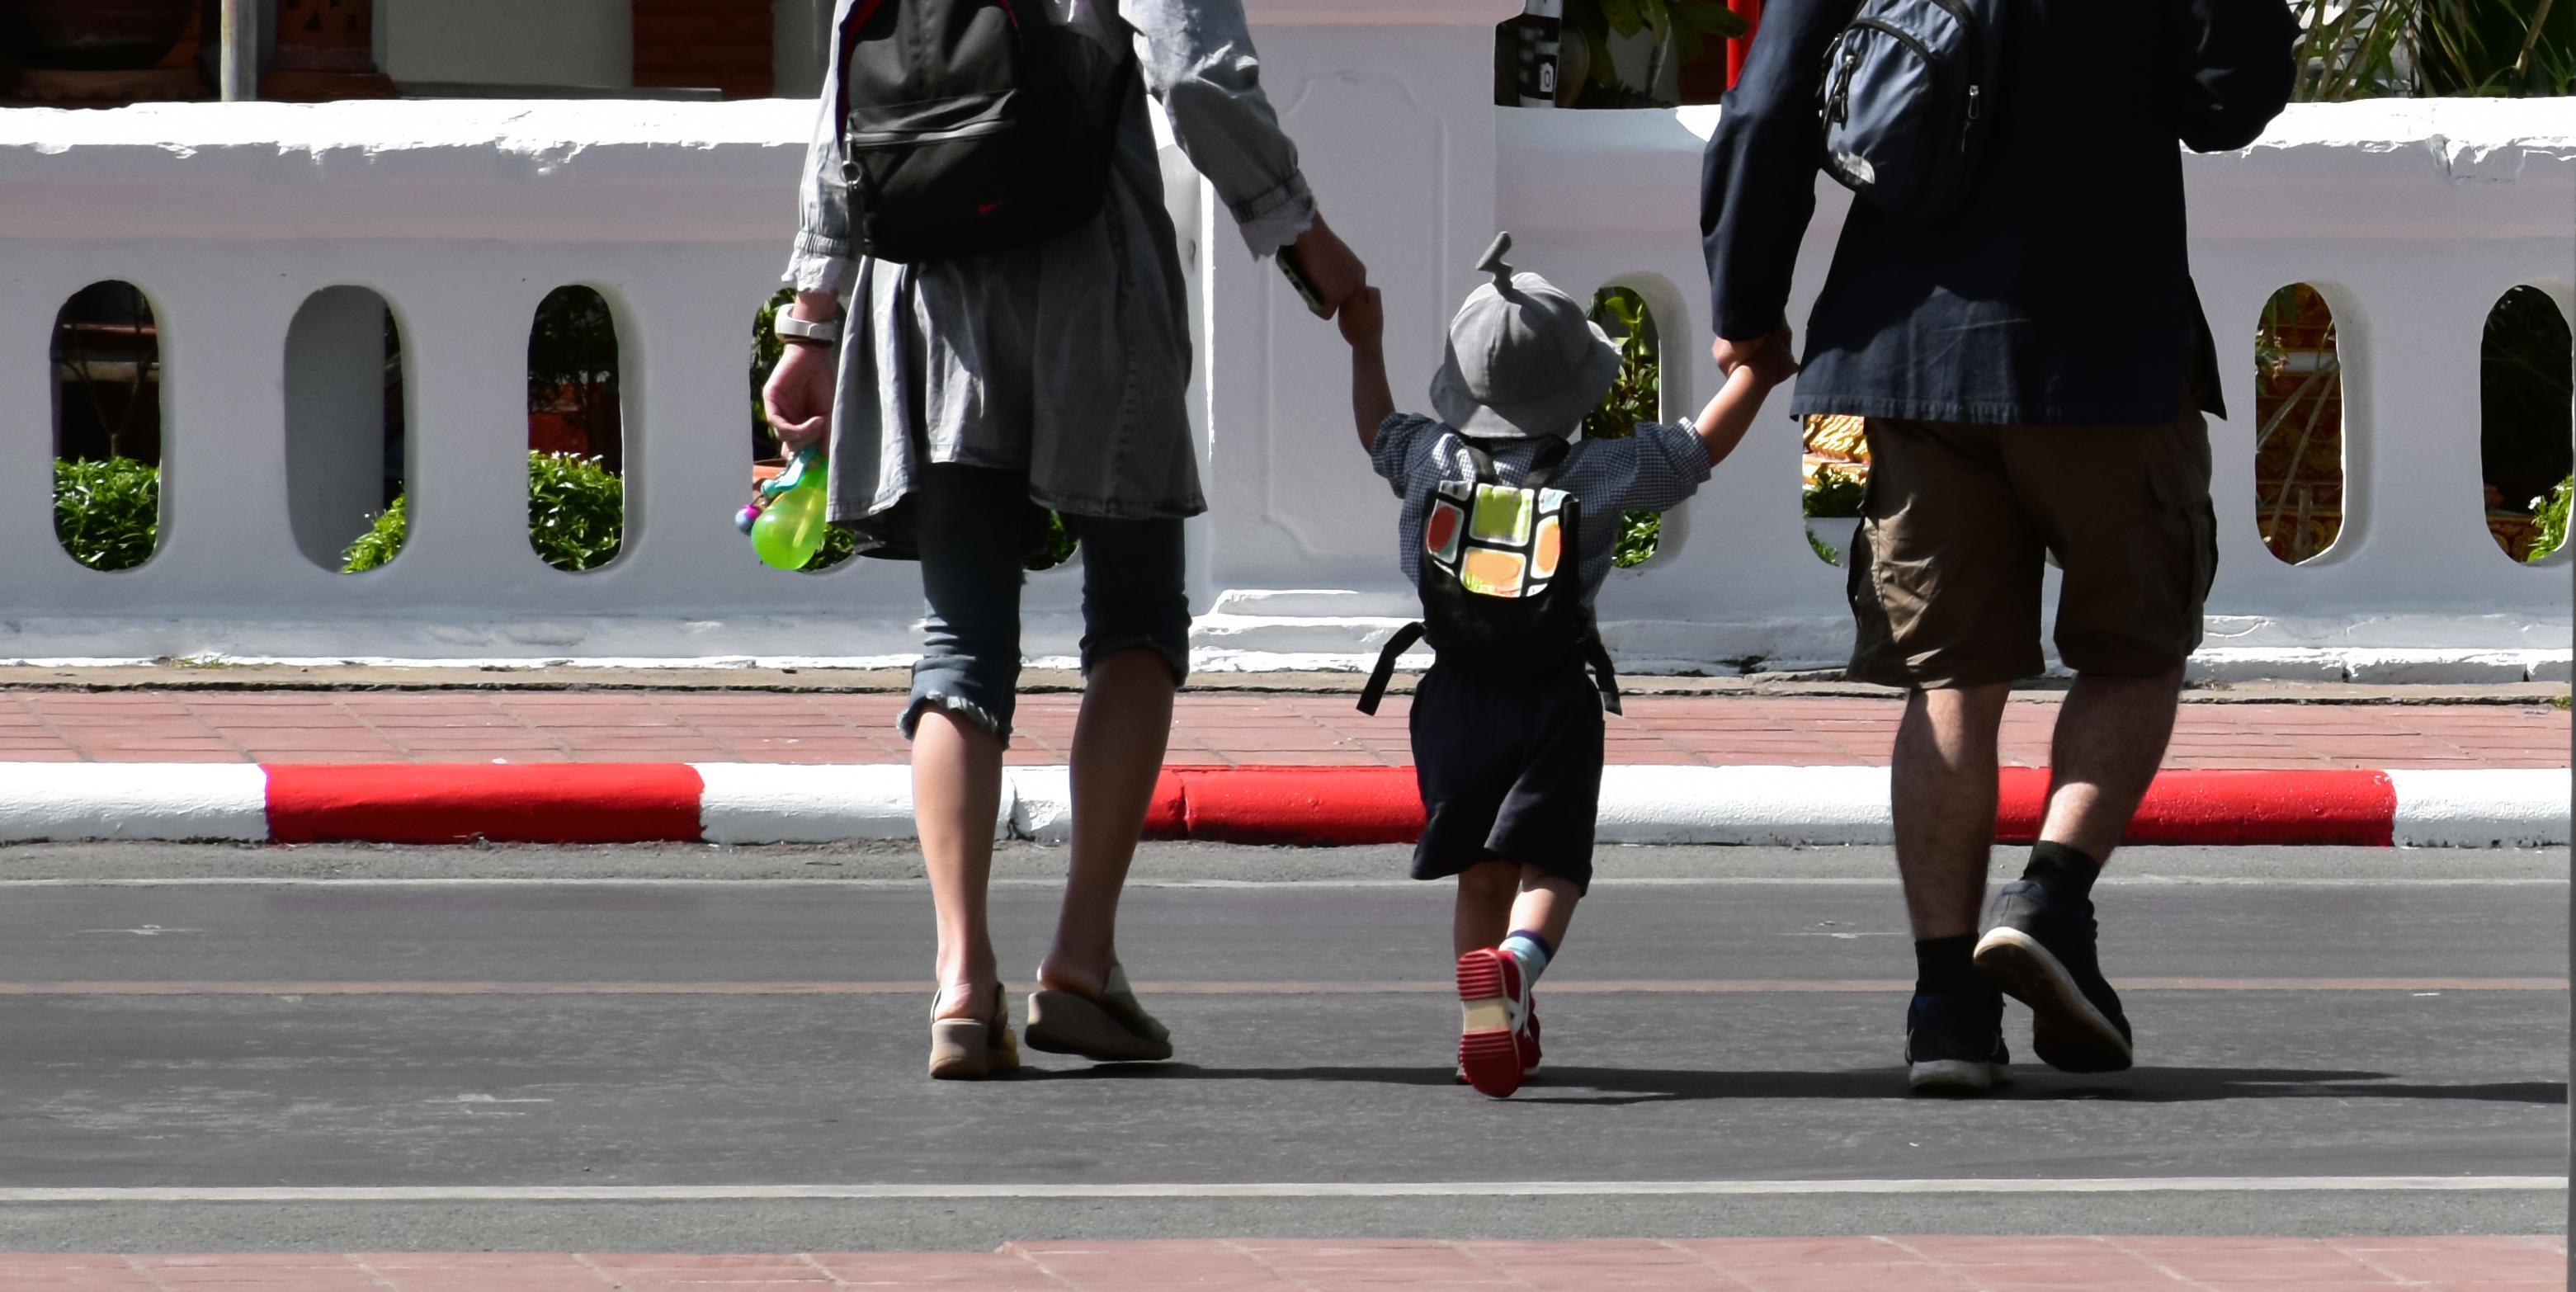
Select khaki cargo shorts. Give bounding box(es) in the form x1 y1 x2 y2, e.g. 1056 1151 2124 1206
1846 406 2218 689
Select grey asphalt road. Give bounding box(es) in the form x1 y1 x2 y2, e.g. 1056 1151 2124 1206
0 843 2562 1251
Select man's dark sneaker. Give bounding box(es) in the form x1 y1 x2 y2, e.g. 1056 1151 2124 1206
1974 879 2134 1073
1904 990 2008 1095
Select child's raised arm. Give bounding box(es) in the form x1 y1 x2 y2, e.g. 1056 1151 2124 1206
1340 287 1395 453
1691 332 1800 467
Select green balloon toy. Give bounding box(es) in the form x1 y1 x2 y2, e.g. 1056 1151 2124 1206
740 448 829 572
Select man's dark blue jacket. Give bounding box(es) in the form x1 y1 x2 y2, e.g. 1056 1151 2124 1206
1702 0 2300 426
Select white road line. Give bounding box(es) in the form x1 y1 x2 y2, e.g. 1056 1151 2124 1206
0 1177 2558 1204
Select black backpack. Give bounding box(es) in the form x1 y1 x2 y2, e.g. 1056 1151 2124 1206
1358 439 1622 717
1818 0 2011 222
836 0 1135 262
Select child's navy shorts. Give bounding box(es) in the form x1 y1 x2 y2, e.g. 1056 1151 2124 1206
1406 658 1606 894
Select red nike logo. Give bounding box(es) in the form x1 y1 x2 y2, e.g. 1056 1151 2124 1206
978 200 1004 215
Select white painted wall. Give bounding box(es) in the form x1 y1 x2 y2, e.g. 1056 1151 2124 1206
0 2 2566 679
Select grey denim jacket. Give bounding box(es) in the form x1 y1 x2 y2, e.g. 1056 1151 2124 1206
786 0 1318 526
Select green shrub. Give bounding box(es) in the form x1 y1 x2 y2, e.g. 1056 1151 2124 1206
2528 475 2572 563
342 495 408 573
1588 287 1666 568
54 458 159 572
1803 465 1866 519
1614 510 1660 570
526 451 625 572
341 452 625 574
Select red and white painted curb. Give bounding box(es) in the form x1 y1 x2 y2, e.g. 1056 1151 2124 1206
0 763 2561 848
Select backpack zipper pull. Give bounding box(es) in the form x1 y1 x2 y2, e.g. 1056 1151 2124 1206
1960 84 1980 153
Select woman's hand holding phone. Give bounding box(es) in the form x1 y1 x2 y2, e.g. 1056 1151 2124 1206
1285 216 1367 319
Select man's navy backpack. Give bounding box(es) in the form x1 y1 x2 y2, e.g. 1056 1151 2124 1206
837 0 1134 262
1818 0 2010 221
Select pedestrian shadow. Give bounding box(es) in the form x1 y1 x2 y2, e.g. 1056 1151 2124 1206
1499 1067 2569 1107
1031 1063 2567 1106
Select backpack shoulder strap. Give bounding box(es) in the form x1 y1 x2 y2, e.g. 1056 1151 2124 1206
1582 625 1624 717
1523 437 1574 491
832 0 893 148
1356 622 1427 716
1455 439 1501 486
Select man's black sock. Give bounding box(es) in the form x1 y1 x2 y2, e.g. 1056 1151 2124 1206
1913 934 1981 995
2022 840 2103 903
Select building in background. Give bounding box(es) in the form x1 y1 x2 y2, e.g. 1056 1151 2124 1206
3 0 836 106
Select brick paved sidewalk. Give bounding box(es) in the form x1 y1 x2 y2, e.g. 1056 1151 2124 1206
0 689 2560 769
9 1237 2564 1290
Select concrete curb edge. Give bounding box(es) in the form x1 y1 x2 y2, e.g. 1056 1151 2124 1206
0 764 2560 849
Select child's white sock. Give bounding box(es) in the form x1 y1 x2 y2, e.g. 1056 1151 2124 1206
1500 929 1554 984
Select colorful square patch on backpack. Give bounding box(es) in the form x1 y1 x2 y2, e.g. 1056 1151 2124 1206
1425 479 1569 600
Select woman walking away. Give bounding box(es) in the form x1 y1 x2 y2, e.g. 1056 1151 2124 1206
762 0 1367 1080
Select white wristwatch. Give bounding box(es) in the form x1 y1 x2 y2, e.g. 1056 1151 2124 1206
775 312 842 346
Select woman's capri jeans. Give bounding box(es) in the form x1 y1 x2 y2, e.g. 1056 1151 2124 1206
900 464 1191 746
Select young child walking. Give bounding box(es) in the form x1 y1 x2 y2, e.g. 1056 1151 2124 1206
1338 233 1795 1098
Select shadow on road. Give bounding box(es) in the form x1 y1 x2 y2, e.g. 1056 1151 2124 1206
1031 1063 2568 1107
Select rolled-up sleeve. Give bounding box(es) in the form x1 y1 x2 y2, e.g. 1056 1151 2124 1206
1126 0 1318 257
783 6 860 296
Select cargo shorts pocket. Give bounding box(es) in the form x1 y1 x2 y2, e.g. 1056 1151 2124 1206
2149 421 2220 603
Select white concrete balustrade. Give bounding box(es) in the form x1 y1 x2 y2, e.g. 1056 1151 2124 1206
0 0 2567 677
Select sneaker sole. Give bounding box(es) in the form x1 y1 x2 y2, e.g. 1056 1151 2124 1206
1907 1059 1999 1096
1455 949 1525 1098
1974 927 2134 1073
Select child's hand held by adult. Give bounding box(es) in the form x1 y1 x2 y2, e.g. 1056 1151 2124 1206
1709 324 1793 380
1745 325 1801 388
1338 286 1385 350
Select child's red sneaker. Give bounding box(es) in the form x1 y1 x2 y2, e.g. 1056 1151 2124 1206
1455 946 1536 1097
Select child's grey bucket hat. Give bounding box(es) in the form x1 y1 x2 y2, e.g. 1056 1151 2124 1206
1429 232 1621 441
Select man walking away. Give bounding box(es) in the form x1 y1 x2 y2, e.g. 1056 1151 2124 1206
1701 0 2298 1094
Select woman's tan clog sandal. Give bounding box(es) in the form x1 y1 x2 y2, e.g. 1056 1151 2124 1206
1024 964 1174 1063
927 987 1021 1081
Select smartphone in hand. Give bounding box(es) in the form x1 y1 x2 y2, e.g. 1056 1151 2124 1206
1277 245 1333 318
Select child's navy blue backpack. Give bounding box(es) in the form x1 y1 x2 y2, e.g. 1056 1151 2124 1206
1356 439 1621 718
1818 0 2011 222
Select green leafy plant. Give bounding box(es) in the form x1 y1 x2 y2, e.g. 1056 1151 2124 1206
2291 0 2573 100
1565 0 1748 106
526 451 626 572
53 457 158 572
1802 465 1866 519
1584 288 1659 443
342 453 625 574
1806 528 1841 565
2528 475 2573 563
1588 287 1668 568
1615 511 1662 569
341 495 408 574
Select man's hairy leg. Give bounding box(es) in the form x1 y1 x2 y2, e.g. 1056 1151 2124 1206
1891 682 2012 938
